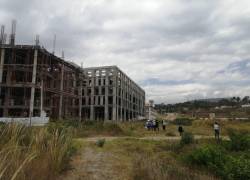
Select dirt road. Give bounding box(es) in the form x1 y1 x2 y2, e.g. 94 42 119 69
83 135 228 142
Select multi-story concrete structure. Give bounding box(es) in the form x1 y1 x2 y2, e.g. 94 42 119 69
0 44 84 119
82 66 145 121
0 22 145 121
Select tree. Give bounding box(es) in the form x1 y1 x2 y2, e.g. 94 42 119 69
242 96 250 104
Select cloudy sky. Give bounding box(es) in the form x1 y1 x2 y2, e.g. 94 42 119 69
1 0 250 104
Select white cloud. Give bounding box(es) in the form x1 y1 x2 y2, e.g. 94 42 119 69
1 0 250 103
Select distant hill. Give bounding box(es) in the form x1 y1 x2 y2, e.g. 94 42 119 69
188 97 231 103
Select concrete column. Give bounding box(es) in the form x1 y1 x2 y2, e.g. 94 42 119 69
59 64 64 119
112 70 117 121
124 83 127 121
79 80 82 121
0 48 5 100
0 48 5 83
100 96 103 106
90 76 94 120
104 72 109 120
29 49 38 118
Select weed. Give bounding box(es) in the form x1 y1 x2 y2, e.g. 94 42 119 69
227 128 250 151
180 132 194 145
96 139 106 147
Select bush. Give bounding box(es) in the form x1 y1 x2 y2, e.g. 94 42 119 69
180 132 194 145
185 145 250 180
172 118 193 126
185 145 229 178
229 155 250 180
227 129 250 151
96 139 105 147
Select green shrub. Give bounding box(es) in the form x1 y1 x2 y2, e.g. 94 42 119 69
172 118 193 126
229 155 250 180
96 139 105 147
180 132 194 145
227 129 250 151
185 145 229 178
185 145 250 180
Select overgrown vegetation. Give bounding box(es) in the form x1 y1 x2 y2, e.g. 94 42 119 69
99 138 217 180
48 120 125 137
0 123 75 180
184 129 250 180
172 118 193 126
180 132 194 145
227 128 250 151
2 119 250 180
96 139 106 147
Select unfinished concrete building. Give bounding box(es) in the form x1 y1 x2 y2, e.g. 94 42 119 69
0 22 84 119
0 21 145 121
0 43 84 119
82 66 145 121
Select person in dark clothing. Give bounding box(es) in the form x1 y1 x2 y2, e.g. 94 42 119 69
178 125 184 136
162 120 167 131
155 119 159 131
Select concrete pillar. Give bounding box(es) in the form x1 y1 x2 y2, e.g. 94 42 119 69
29 49 38 118
59 64 64 119
0 48 5 103
90 76 94 120
0 48 5 83
112 70 117 121
79 80 82 121
104 72 109 120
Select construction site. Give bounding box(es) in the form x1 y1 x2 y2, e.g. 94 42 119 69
0 21 145 121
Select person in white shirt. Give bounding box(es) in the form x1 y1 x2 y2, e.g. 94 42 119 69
214 122 220 140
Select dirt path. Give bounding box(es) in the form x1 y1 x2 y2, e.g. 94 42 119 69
61 147 127 180
84 135 228 142
61 135 228 179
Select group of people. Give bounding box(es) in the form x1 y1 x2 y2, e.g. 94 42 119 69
145 119 168 131
145 119 221 140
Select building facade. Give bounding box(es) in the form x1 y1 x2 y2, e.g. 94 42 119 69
0 46 145 121
0 21 145 121
82 66 145 121
0 44 84 119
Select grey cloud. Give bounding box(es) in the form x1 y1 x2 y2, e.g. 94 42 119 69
1 0 250 103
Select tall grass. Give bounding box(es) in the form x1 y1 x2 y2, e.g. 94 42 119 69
48 120 125 137
0 123 74 180
132 153 217 180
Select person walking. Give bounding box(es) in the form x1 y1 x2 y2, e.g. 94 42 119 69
214 122 220 141
178 125 184 136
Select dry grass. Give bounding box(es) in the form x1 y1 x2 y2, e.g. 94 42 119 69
0 123 75 180
95 138 219 180
112 119 250 138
